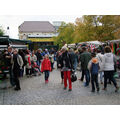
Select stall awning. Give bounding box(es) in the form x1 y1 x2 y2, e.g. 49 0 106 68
0 36 32 44
9 38 31 44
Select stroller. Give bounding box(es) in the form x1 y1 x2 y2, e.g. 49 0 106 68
31 61 41 76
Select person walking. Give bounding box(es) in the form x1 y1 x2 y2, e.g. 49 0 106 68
11 49 23 91
88 53 100 92
41 54 51 84
102 46 119 92
59 46 73 91
80 47 91 87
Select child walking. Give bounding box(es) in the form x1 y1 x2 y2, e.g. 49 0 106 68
88 52 100 92
41 54 51 83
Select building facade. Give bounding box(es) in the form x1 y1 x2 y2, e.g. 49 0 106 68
18 21 60 50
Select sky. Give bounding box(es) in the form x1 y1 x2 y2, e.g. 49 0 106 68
0 0 120 39
0 15 82 39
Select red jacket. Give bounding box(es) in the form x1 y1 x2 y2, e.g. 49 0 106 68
41 58 51 72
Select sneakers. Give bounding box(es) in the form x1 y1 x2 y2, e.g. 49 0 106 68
45 80 49 84
63 87 72 91
63 87 67 90
68 89 72 92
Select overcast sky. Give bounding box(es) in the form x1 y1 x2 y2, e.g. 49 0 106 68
0 15 81 39
0 0 120 39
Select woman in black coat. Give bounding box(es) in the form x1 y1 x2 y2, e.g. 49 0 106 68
59 46 73 91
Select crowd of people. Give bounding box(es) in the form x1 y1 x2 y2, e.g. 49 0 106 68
56 44 120 92
0 47 56 91
0 43 120 93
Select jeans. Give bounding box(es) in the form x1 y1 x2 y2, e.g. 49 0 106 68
104 71 117 89
99 71 103 82
74 60 78 71
9 67 15 86
44 70 50 80
63 71 72 89
19 67 24 77
85 69 90 86
91 74 99 91
37 61 41 72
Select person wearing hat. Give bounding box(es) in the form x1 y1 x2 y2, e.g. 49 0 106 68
88 52 100 92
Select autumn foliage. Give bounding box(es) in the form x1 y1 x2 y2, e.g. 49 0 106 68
54 15 120 47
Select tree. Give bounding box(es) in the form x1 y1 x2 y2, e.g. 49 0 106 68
73 16 96 43
54 22 75 48
0 26 4 36
74 15 120 42
54 15 120 48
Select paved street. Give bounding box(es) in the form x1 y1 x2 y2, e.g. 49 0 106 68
0 64 120 105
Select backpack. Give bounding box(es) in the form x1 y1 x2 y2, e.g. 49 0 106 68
91 63 99 75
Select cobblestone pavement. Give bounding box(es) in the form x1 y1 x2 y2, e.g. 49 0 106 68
1 64 120 105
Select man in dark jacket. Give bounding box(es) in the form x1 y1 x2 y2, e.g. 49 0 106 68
80 47 91 87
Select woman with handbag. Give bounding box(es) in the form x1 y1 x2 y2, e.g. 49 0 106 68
59 46 73 91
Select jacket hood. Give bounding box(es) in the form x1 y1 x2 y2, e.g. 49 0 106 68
105 53 113 57
92 58 99 64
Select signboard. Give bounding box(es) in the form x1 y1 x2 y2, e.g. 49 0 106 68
28 38 54 42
